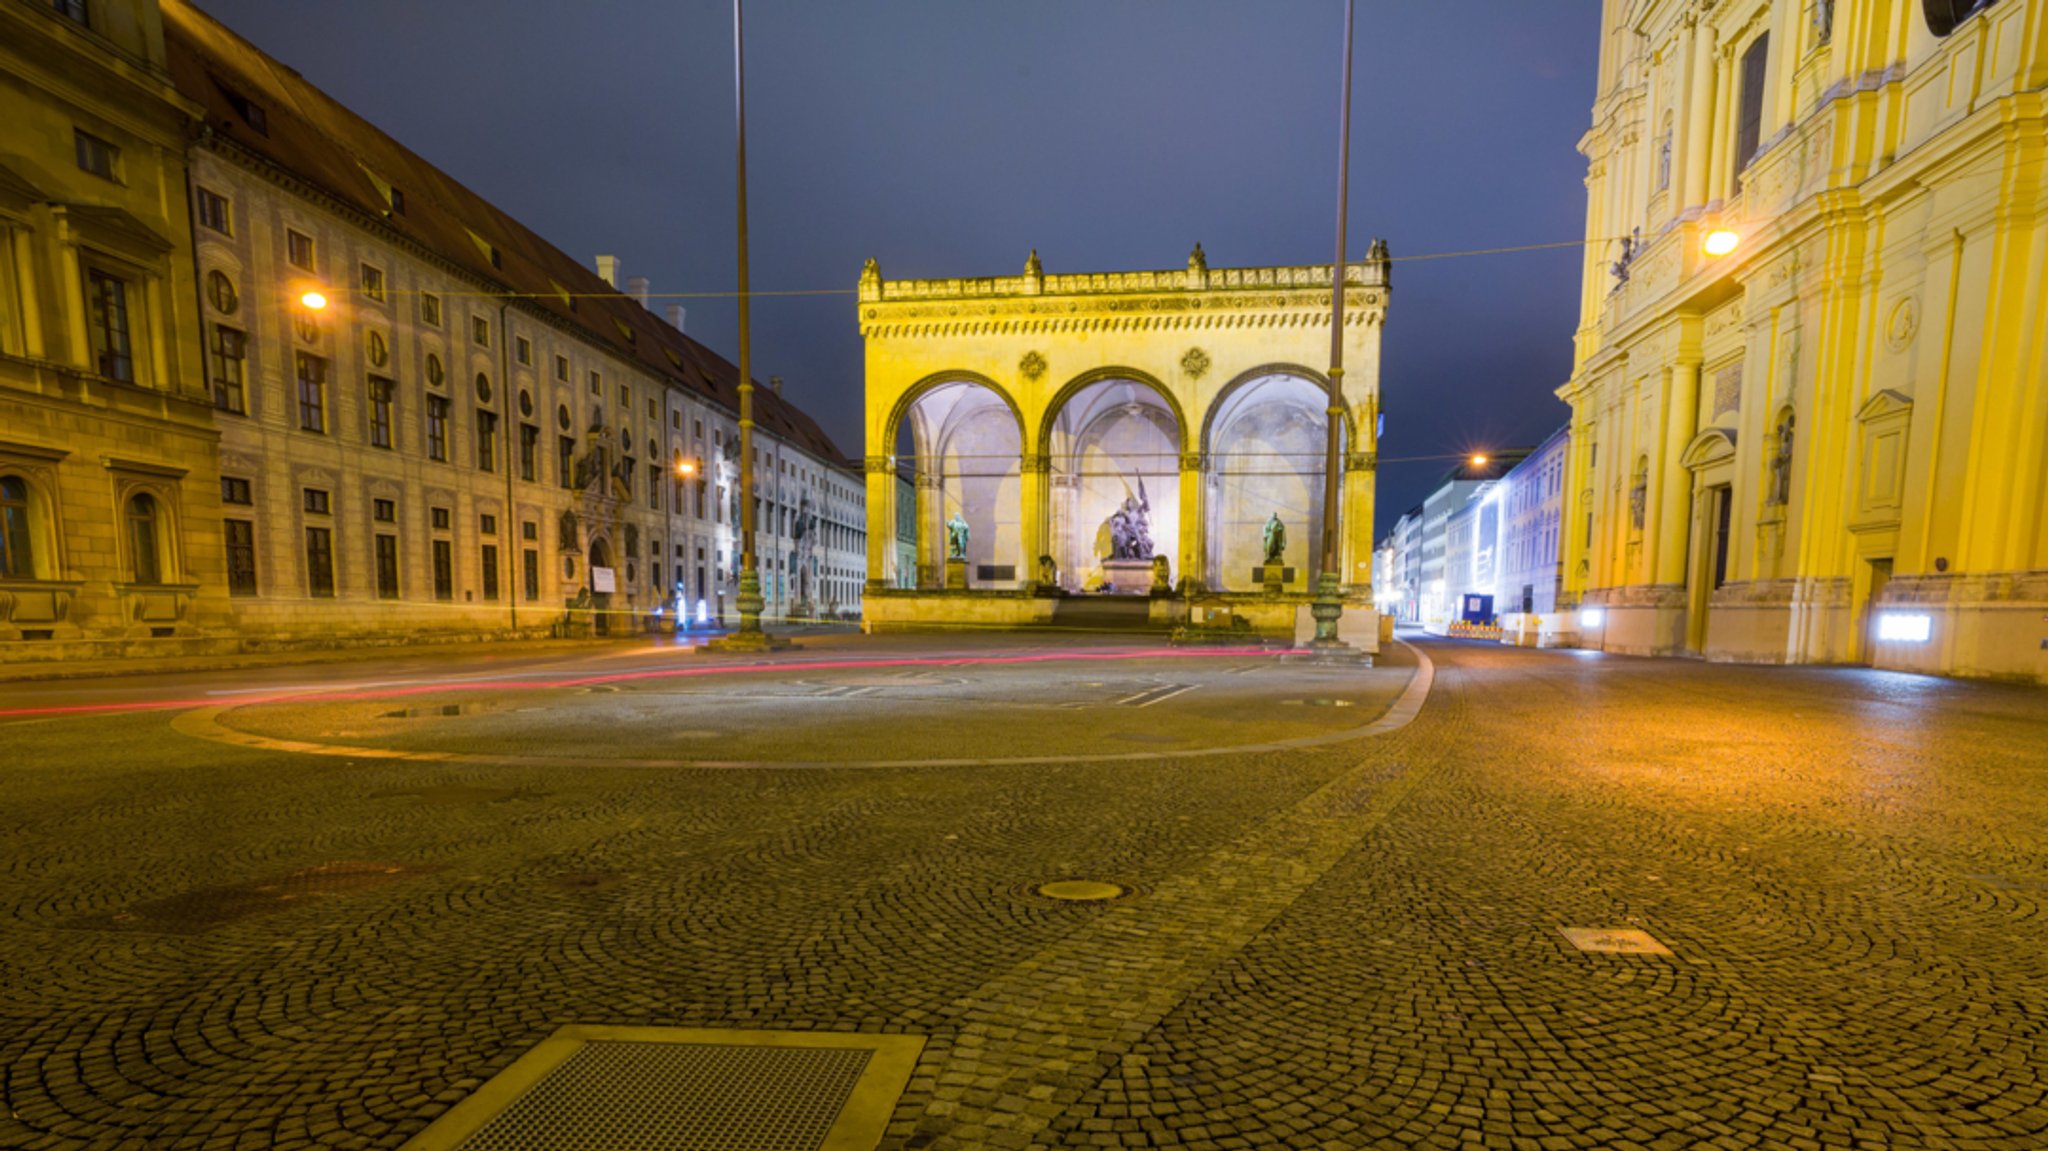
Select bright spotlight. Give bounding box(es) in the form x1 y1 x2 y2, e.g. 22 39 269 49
1579 607 1605 628
299 290 329 310
1470 454 1489 468
1702 229 1741 257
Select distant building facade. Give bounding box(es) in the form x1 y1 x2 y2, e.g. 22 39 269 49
1494 424 1569 624
1562 0 2047 682
2 0 860 664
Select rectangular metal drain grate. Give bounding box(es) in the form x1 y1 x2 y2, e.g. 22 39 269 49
1558 927 1675 956
402 1026 924 1151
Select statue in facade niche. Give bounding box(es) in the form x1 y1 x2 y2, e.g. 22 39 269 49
945 513 969 561
1262 514 1287 566
1770 412 1796 505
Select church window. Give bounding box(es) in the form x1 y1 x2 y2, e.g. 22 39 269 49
1735 35 1769 176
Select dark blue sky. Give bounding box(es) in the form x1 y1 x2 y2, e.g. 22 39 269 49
199 0 1601 535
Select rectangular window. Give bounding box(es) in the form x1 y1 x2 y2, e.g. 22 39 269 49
522 548 540 601
648 464 660 510
1736 35 1770 177
480 513 498 535
214 517 256 596
374 533 400 599
220 476 252 505
556 354 569 381
209 325 247 413
368 375 395 448
294 352 327 432
86 269 133 381
305 526 335 597
74 129 117 180
522 521 538 542
619 459 634 500
421 292 442 327
373 497 396 523
52 0 88 26
519 424 539 482
481 544 500 601
286 228 315 271
432 539 453 600
589 370 601 396
695 478 706 518
431 506 451 531
426 395 449 461
302 487 330 515
195 187 231 234
471 314 490 347
476 410 498 472
620 385 631 409
360 263 385 301
558 435 576 489
516 336 532 365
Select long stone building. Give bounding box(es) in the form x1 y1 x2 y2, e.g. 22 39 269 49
1561 0 2047 682
1 0 863 661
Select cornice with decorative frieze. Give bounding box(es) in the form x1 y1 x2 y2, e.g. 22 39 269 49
861 294 1386 340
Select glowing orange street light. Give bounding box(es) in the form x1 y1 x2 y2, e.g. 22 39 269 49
299 289 329 310
1702 229 1741 257
676 459 698 477
1471 453 1489 467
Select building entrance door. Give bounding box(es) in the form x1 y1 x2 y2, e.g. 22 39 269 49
589 539 614 636
1859 557 1893 663
1687 484 1732 654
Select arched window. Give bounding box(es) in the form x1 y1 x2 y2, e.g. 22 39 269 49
1 475 33 578
127 493 162 584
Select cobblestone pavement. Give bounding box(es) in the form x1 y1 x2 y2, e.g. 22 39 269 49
2 637 2044 1150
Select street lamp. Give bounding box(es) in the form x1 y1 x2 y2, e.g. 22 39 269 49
1702 228 1741 257
705 0 790 653
298 289 328 310
676 459 697 478
1470 453 1489 468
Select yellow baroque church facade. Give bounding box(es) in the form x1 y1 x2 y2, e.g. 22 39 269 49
1561 0 2048 683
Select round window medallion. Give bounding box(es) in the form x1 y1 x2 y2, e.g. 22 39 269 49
557 403 571 430
475 373 493 403
519 390 534 417
366 330 388 367
426 353 445 387
207 270 238 315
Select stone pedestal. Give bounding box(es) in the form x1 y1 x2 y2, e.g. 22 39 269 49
1101 559 1154 595
944 560 968 590
1254 564 1292 595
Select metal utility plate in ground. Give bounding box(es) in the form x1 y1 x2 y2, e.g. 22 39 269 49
397 1025 924 1151
1557 927 1675 956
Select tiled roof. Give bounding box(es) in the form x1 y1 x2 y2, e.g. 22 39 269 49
160 0 850 468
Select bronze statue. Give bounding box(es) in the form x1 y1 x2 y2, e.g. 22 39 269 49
1261 514 1287 565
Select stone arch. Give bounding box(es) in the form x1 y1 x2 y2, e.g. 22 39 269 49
1035 367 1189 460
1201 369 1336 591
884 370 1024 456
895 373 1025 589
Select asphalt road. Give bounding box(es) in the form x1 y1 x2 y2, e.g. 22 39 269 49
2 633 2044 1150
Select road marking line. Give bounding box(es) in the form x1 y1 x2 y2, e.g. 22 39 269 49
1135 684 1198 707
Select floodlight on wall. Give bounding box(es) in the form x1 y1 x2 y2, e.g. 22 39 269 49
1876 612 1933 643
1470 454 1489 467
1579 607 1605 628
299 289 329 310
1702 229 1741 257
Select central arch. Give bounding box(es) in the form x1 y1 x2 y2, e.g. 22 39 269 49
1041 369 1185 592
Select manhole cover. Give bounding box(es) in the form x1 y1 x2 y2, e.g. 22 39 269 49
1558 927 1674 956
397 1025 924 1151
67 860 436 934
1015 879 1140 904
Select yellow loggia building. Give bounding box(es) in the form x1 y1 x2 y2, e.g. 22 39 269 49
1561 0 2048 683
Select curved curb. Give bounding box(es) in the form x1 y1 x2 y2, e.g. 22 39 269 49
170 642 1437 771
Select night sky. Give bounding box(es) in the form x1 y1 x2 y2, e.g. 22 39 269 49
196 1 1601 537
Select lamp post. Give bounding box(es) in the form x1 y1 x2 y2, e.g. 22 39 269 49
1304 0 1363 661
706 0 790 652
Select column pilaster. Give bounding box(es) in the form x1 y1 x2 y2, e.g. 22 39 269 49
862 455 896 590
1177 453 1206 590
1020 453 1050 588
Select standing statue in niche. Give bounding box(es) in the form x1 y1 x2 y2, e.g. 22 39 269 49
1262 513 1287 566
1106 478 1153 560
945 513 970 562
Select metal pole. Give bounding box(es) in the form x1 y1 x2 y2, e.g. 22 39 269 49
731 0 763 637
1309 0 1356 653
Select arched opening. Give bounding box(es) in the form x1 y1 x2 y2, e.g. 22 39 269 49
895 378 1023 589
1045 375 1182 593
1202 372 1330 592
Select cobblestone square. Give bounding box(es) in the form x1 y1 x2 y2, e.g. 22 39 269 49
2 634 2044 1149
